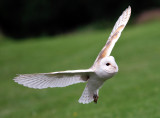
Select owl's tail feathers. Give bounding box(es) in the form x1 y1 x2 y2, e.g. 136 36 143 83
78 84 98 104
78 85 93 104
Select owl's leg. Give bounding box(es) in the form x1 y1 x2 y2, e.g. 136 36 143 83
93 89 99 103
93 94 99 103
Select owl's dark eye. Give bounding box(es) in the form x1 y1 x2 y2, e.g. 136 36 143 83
106 63 110 66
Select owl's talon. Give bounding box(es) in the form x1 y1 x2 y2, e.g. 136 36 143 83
93 94 99 103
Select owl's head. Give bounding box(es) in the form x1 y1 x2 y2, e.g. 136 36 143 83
93 56 118 78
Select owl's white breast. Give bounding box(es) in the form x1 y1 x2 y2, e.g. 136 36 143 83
95 69 117 80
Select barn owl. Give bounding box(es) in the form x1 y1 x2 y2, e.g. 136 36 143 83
14 6 131 104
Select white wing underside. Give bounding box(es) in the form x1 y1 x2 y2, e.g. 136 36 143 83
95 6 131 62
108 6 131 40
107 6 131 56
14 69 94 89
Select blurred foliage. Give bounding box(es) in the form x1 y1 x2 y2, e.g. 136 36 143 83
0 0 160 39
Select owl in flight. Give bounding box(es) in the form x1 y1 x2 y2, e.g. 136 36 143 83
14 6 131 104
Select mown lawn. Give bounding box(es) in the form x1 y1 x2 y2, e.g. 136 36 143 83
0 21 160 118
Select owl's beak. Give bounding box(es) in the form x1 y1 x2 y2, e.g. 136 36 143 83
112 66 118 72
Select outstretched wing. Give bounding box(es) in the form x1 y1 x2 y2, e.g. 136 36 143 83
14 69 94 89
95 6 131 62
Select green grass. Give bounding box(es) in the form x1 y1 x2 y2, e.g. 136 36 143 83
0 21 160 118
